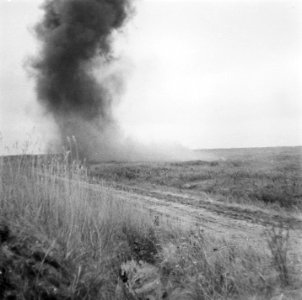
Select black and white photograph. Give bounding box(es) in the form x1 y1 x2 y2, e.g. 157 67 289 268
1 0 302 298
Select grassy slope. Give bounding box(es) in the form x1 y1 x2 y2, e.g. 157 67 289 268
0 153 301 299
90 146 302 210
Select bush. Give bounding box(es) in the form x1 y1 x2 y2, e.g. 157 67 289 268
121 224 160 264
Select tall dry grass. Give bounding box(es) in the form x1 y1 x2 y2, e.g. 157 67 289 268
0 154 157 298
0 153 300 299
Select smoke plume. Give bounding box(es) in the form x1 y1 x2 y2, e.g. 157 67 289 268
32 0 132 159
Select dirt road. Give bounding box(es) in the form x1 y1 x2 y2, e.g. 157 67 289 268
99 182 302 262
61 177 294 256
108 183 302 227
39 172 302 257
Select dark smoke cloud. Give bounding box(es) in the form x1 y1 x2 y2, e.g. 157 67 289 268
32 0 132 158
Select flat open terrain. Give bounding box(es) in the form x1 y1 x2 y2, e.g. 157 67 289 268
89 147 302 226
89 146 302 254
90 146 302 210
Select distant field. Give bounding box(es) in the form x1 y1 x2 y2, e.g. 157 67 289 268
89 146 302 209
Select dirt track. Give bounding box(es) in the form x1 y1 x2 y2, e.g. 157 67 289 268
108 183 302 228
39 173 302 257
100 182 302 261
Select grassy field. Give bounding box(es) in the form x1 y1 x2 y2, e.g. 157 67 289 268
0 147 302 299
89 146 302 210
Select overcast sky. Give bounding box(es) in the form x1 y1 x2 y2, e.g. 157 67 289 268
1 0 302 154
